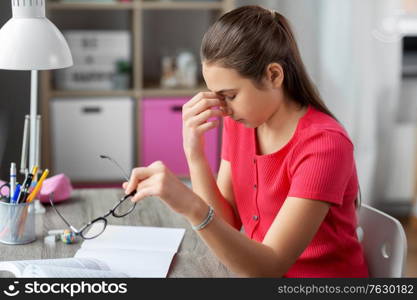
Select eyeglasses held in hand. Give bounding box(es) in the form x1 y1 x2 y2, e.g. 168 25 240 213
49 155 136 239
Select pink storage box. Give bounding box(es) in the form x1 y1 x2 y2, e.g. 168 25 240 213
141 98 220 176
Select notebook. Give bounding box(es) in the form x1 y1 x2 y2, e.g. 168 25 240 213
0 225 185 278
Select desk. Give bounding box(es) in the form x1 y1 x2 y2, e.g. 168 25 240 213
0 188 233 277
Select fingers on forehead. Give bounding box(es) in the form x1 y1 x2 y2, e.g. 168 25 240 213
202 91 219 98
185 92 222 110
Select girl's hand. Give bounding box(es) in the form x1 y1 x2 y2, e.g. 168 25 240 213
123 161 200 216
182 92 226 161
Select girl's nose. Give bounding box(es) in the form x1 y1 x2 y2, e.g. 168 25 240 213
220 105 232 116
225 106 233 116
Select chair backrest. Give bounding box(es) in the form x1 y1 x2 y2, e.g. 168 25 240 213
356 204 407 277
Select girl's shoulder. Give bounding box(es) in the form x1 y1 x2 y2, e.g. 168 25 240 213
295 106 354 149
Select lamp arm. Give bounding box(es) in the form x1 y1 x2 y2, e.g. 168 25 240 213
29 70 38 172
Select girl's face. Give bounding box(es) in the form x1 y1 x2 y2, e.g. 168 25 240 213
202 62 285 128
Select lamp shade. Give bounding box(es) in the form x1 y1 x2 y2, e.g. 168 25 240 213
0 0 73 70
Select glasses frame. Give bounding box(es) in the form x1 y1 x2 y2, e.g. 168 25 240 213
49 191 136 240
49 154 136 240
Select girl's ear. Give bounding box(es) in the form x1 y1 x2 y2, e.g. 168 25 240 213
266 63 284 88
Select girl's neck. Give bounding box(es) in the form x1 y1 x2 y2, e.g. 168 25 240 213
255 99 307 155
258 98 306 136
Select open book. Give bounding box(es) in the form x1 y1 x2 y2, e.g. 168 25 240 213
0 225 185 278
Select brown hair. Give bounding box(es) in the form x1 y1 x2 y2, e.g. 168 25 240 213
201 5 336 119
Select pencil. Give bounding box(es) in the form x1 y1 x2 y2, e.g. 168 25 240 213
26 169 49 203
31 165 38 177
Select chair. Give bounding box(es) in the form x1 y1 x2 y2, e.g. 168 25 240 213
356 204 407 277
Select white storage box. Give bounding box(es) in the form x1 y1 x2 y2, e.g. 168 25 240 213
63 30 131 58
55 65 117 91
50 97 134 182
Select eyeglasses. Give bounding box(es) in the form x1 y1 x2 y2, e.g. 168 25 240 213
49 155 136 239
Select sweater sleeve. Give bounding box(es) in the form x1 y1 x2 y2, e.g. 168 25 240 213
287 130 355 206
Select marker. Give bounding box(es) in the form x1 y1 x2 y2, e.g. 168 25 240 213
27 169 49 203
31 165 39 188
16 174 33 203
16 166 37 203
12 184 21 203
31 165 38 177
10 162 16 197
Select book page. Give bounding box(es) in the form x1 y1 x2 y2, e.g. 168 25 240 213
81 225 185 253
75 248 176 278
0 257 110 278
22 265 128 278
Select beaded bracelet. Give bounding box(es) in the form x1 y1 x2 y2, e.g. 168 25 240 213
192 205 215 231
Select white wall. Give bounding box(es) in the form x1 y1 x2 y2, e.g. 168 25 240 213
237 0 320 85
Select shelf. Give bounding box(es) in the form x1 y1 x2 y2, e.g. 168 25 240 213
50 89 138 98
48 1 223 11
41 0 232 176
49 87 208 98
141 1 223 10
142 86 207 97
48 2 134 10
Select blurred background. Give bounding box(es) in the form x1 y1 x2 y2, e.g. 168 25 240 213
0 0 416 275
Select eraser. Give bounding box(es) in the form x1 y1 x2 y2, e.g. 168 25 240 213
47 229 65 235
39 173 73 204
44 235 57 245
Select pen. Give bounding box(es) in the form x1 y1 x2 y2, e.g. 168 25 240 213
10 162 16 197
12 184 21 203
26 169 49 203
16 174 33 203
16 166 36 203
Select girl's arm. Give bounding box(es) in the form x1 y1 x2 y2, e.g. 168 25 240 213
124 161 330 277
188 157 242 230
182 92 241 229
189 194 330 277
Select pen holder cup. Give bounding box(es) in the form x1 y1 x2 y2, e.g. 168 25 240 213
0 201 36 245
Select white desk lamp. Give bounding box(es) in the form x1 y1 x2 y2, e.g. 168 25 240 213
0 0 73 206
0 0 73 209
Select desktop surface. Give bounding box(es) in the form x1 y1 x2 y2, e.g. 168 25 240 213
0 188 233 278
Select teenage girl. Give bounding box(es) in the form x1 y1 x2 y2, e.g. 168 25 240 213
123 5 369 277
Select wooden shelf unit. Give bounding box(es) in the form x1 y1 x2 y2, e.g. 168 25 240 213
48 1 225 10
41 0 234 174
48 2 134 10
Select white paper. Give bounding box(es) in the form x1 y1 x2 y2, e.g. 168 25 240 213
0 257 109 277
81 225 185 253
0 226 185 278
75 248 176 278
76 225 185 278
22 265 127 278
